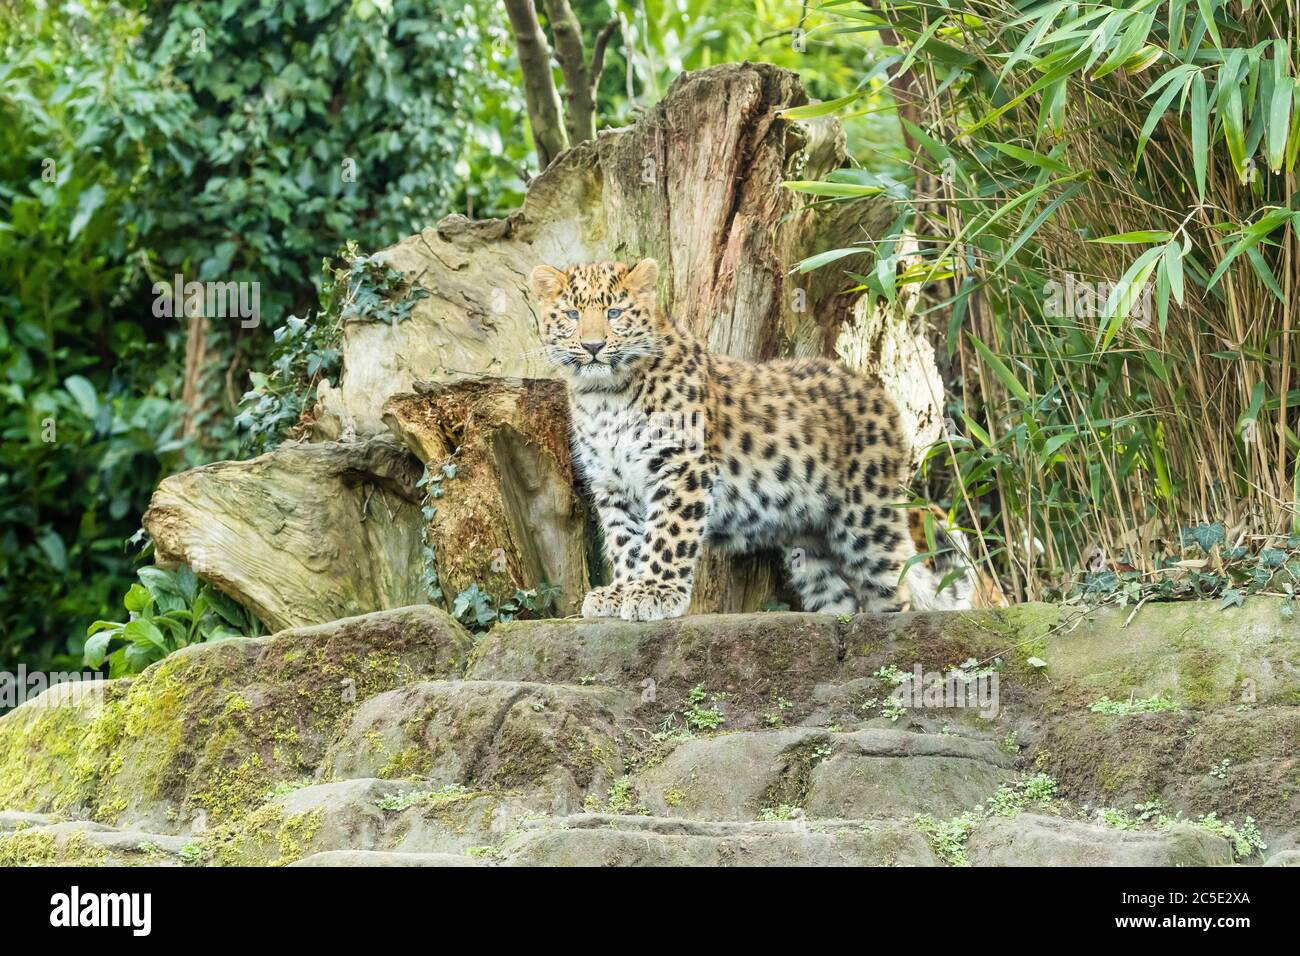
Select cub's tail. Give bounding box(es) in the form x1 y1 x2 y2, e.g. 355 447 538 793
903 505 1004 611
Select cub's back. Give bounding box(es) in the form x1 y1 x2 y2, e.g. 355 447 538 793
706 354 908 465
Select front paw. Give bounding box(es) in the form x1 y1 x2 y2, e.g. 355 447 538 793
581 585 624 618
618 582 690 622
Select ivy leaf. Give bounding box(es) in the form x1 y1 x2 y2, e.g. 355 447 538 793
1180 522 1226 552
1219 589 1245 611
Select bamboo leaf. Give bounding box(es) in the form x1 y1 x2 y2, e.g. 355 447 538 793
1267 41 1293 172
1195 0 1222 50
779 90 868 119
1191 71 1209 200
1089 231 1174 244
969 333 1031 404
782 181 884 198
1163 240 1186 307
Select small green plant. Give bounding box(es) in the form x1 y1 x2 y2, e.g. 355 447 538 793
1184 813 1266 861
177 842 204 866
985 773 1059 819
757 804 802 822
682 685 726 733
1021 772 1058 805
261 780 309 803
764 695 792 728
914 812 980 867
1208 758 1231 780
587 776 647 815
1089 694 1178 716
375 784 468 812
1095 806 1141 830
465 845 500 860
860 695 907 722
84 564 262 676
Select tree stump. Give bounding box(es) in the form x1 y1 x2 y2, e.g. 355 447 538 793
147 63 944 622
382 378 589 617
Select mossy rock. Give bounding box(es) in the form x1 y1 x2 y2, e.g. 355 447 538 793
321 680 633 807
467 613 845 729
0 821 193 867
0 606 472 832
201 777 532 866
497 815 938 867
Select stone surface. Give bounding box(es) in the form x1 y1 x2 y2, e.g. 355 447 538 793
632 728 1014 821
966 815 1234 867
0 606 472 832
499 815 937 867
467 613 847 730
290 850 482 867
321 680 633 808
0 821 193 866
1 598 1295 866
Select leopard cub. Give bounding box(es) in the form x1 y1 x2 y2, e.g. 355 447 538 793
530 257 950 621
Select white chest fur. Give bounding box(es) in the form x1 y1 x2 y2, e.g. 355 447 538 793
569 389 653 495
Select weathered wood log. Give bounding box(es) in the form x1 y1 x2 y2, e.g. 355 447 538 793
151 63 946 623
143 438 424 630
382 378 590 617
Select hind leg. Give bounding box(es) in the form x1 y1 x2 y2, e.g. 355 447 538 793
783 542 858 613
826 503 911 613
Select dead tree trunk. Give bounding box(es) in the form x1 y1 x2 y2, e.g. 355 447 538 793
147 64 934 626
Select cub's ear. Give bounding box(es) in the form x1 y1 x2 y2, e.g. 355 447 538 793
530 264 567 299
624 257 659 296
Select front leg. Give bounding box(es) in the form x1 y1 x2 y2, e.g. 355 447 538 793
618 448 715 622
582 483 645 618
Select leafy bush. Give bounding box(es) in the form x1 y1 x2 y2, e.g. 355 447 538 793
802 1 1300 600
0 0 526 668
84 564 262 676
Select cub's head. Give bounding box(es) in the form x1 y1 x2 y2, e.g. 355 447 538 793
529 259 662 383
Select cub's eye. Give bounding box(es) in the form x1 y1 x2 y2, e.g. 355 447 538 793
565 310 579 320
607 308 623 319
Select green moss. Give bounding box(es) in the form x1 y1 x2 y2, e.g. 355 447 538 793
204 804 326 867
0 829 112 867
0 607 468 829
760 736 831 812
377 746 431 780
0 830 59 866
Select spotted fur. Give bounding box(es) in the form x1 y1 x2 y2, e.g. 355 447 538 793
530 258 958 621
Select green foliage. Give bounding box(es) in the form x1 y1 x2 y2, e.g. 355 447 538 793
914 811 980 866
800 1 1300 600
451 582 563 632
1063 528 1300 614
0 2 196 669
1 0 523 667
83 564 262 677
584 775 647 815
681 684 727 732
618 0 905 173
234 245 429 452
1089 694 1178 716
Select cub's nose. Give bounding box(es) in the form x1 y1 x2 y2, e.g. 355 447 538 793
581 340 606 357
